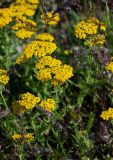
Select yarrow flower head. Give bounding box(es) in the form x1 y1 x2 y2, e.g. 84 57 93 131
74 17 106 47
84 35 105 47
12 133 34 142
39 98 56 112
12 16 36 39
0 8 13 28
41 11 60 25
13 92 40 113
16 33 57 63
10 0 39 17
0 69 9 85
35 56 73 85
105 58 113 73
100 108 113 120
35 33 54 42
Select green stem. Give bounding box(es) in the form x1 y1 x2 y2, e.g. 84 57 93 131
87 48 93 69
0 86 9 110
105 0 111 27
18 144 24 160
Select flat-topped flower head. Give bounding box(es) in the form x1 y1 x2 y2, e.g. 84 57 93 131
0 8 13 28
74 17 106 47
39 98 56 112
12 133 34 142
0 69 9 85
16 33 57 63
100 108 113 120
35 56 73 85
12 17 36 39
84 35 105 47
41 11 60 26
105 60 113 73
35 33 54 42
13 92 40 113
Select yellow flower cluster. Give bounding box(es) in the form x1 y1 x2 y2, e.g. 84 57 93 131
0 69 9 85
75 21 98 39
84 35 105 47
100 108 113 120
0 0 39 29
74 17 106 47
35 33 54 41
35 56 73 85
12 17 36 39
13 92 40 113
39 98 55 112
0 8 13 28
12 133 34 142
16 33 57 63
0 0 39 40
11 0 39 17
105 60 113 73
86 17 106 31
41 11 60 25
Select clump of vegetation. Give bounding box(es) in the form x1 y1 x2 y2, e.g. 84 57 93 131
0 0 113 159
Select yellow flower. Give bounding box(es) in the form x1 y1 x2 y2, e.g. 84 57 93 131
16 53 28 64
86 17 106 31
41 11 60 25
100 23 106 31
15 0 39 5
35 33 54 42
15 29 35 39
100 108 113 120
10 4 35 17
12 133 21 141
37 68 52 81
0 69 9 85
39 98 55 112
12 17 36 39
16 33 57 63
35 56 73 85
10 0 39 17
23 133 34 142
24 40 57 57
105 60 113 73
84 35 105 47
13 92 40 113
53 64 73 84
12 133 34 142
0 8 13 28
74 17 106 47
12 17 36 30
86 17 100 24
74 21 98 39
35 56 62 70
